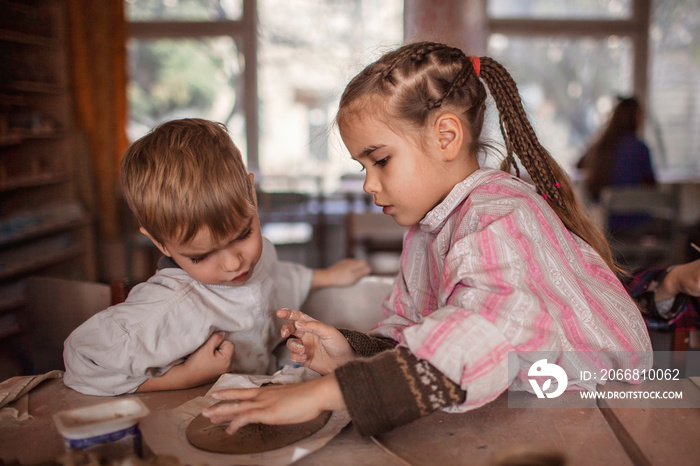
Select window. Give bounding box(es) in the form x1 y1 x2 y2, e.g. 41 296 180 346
257 0 403 188
648 0 700 175
486 0 700 176
125 0 403 188
126 0 252 165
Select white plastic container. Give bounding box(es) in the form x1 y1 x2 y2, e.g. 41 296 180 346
53 398 150 460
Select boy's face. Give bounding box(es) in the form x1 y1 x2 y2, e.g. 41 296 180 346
146 213 264 287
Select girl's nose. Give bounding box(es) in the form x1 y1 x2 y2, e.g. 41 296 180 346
363 171 381 195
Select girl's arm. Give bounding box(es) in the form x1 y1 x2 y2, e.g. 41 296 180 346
334 347 466 435
202 347 465 437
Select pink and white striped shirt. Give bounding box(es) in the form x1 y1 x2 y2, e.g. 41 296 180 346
371 168 652 411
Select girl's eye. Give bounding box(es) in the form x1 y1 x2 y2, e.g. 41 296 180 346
374 157 389 167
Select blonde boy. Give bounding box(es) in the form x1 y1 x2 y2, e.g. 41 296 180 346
63 119 369 396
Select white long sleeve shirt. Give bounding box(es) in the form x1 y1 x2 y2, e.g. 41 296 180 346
63 238 312 396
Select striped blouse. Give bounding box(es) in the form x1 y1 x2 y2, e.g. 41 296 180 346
370 167 652 411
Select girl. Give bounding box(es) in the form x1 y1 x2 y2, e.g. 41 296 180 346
202 42 652 436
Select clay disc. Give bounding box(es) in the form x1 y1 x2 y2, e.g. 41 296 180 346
186 403 332 454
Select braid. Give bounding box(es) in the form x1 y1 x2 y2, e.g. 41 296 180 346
338 42 623 275
479 57 564 207
478 56 624 275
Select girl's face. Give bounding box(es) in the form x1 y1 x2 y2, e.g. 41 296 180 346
340 113 459 227
154 213 264 286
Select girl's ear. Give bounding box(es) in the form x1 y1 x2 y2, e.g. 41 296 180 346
139 227 171 257
435 113 465 161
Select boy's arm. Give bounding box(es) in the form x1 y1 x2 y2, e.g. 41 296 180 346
136 332 234 392
311 258 371 289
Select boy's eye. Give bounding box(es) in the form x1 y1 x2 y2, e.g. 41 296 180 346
189 254 208 264
374 156 389 167
236 227 253 241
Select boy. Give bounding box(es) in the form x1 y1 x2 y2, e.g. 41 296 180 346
63 118 370 396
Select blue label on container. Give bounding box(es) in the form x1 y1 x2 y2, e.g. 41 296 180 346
66 424 142 456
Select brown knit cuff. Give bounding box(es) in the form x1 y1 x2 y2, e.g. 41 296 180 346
335 347 466 436
338 328 397 357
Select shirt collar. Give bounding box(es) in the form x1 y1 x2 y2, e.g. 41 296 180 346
419 167 502 234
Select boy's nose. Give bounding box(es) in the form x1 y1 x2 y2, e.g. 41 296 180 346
222 248 244 272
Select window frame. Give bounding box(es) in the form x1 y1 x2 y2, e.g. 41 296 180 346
487 0 650 113
126 0 260 172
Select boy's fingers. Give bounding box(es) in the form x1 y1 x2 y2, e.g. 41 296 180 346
206 331 226 347
217 340 234 357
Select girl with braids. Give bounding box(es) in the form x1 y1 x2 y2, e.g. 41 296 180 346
202 42 652 436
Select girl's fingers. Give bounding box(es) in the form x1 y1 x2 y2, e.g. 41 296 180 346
280 322 296 339
276 308 314 323
209 387 260 401
286 338 305 353
293 319 332 338
224 409 267 434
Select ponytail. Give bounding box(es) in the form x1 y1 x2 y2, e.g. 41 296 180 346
338 42 624 276
478 57 624 276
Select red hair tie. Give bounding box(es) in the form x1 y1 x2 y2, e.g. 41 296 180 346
469 56 480 77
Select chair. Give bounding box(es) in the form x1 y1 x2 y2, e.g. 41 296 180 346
301 275 394 332
22 277 132 373
599 186 682 270
256 176 326 267
345 212 406 275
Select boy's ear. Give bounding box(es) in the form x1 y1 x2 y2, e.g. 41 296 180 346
434 113 465 161
248 172 258 207
139 227 171 257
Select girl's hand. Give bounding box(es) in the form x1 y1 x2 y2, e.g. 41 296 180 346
201 375 346 435
278 309 354 374
311 258 371 289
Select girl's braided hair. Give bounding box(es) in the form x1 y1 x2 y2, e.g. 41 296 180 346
337 41 622 275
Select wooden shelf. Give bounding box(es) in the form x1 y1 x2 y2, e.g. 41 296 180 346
0 130 65 147
0 172 70 192
0 215 90 248
0 29 56 48
7 81 61 94
0 243 85 281
0 0 97 348
0 295 26 314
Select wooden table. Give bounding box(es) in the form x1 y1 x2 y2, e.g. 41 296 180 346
1 378 698 465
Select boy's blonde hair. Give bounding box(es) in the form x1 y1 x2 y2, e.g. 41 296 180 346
120 118 255 245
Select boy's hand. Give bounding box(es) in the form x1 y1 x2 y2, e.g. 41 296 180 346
311 258 371 289
136 331 234 392
278 309 354 374
184 331 235 381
